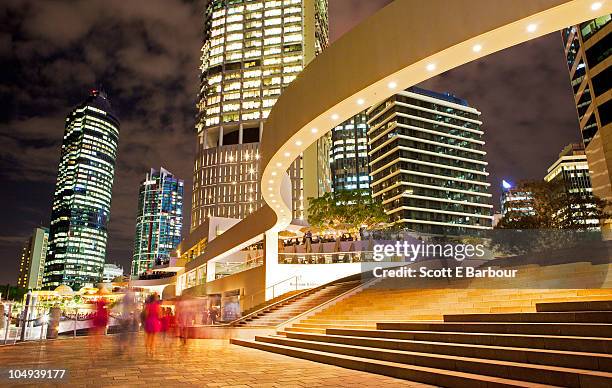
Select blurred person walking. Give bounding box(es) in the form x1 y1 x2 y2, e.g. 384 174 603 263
116 288 139 358
143 293 161 356
89 297 109 359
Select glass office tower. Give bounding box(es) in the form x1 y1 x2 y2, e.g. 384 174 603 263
131 167 184 277
43 90 120 289
330 111 371 192
192 0 329 229
367 87 493 235
562 15 611 234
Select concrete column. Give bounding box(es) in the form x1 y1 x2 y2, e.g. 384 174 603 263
206 260 216 283
264 229 280 301
238 124 243 145
218 126 224 147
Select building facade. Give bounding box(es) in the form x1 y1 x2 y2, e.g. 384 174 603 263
43 90 120 289
17 227 49 290
191 0 330 229
131 167 184 277
500 183 535 221
330 111 370 192
562 15 611 233
544 143 599 229
103 263 124 283
367 87 493 235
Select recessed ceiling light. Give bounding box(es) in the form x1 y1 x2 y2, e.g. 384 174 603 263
268 180 274 184
311 128 318 133
284 152 290 157
387 81 397 89
276 162 282 167
472 44 482 53
426 63 436 71
526 23 537 33
591 2 602 11
271 171 277 176
331 113 339 120
357 98 365 105
295 140 302 146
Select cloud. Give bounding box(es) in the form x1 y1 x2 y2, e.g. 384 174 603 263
0 0 201 283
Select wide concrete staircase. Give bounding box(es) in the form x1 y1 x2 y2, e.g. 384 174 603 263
233 262 612 386
233 299 612 387
280 262 612 334
234 279 360 327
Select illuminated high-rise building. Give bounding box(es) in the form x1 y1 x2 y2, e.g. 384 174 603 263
131 167 184 277
192 0 330 229
330 111 371 193
368 87 493 235
545 143 600 229
562 15 611 234
43 90 120 289
17 227 49 290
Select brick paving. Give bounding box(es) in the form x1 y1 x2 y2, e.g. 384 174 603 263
0 335 432 387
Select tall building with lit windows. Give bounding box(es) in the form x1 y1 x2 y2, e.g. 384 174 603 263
545 143 600 229
367 87 493 235
330 111 371 193
43 90 120 289
17 227 49 290
192 0 330 230
131 167 184 277
562 15 611 234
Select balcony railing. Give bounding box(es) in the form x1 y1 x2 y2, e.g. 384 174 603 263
278 251 405 264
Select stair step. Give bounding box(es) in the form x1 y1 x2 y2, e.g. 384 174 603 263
444 312 612 324
231 338 554 388
378 322 612 337
325 328 612 354
247 336 612 387
537 301 612 313
284 332 612 372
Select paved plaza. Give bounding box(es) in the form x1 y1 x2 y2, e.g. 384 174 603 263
0 335 431 387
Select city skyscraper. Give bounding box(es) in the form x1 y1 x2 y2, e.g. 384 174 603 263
17 227 49 290
367 87 493 235
191 0 330 229
500 182 535 221
131 167 184 277
562 15 611 234
43 90 120 290
544 143 600 229
330 111 371 193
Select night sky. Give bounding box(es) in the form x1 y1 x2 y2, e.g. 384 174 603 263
0 0 581 285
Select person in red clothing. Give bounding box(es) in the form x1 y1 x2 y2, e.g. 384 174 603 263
89 298 109 359
144 293 161 356
159 307 173 348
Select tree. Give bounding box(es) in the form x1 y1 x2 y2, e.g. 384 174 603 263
496 180 610 230
307 189 390 236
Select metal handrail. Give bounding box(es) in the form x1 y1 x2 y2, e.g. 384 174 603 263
276 277 381 331
224 275 303 325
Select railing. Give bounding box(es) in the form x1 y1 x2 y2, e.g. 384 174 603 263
278 251 406 264
138 271 176 280
2 302 49 344
225 275 308 326
214 255 264 279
